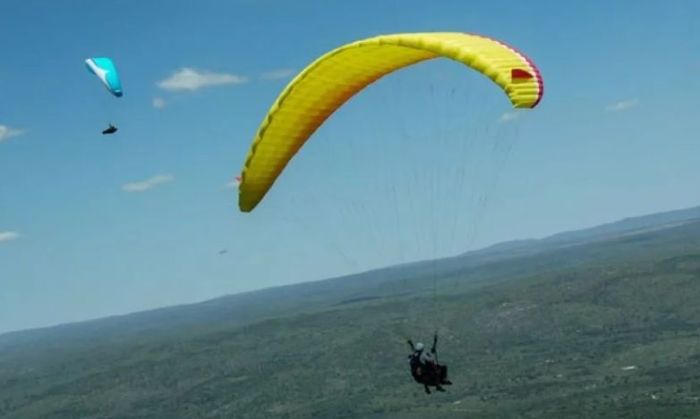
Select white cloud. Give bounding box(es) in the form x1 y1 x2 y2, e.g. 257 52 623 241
122 174 174 192
606 99 639 112
157 68 247 91
0 231 21 243
224 176 241 189
152 97 166 109
260 68 295 81
0 125 24 143
499 112 519 123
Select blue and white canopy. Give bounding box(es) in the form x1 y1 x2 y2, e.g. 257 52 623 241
85 57 123 97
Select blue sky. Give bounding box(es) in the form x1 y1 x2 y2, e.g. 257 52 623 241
1 0 698 333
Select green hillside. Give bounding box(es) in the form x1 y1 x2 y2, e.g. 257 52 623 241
2 215 700 418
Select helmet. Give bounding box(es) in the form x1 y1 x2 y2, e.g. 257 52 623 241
415 342 424 351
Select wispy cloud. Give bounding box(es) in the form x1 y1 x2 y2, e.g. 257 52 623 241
224 176 241 189
157 68 247 92
0 125 24 143
122 174 174 192
260 68 295 81
0 231 21 243
152 97 166 109
606 99 639 112
499 112 519 123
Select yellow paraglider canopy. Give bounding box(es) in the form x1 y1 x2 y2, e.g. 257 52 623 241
238 32 544 212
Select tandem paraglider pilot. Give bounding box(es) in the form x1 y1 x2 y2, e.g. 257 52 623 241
407 333 452 394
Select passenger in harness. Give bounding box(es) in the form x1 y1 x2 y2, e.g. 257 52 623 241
407 333 452 394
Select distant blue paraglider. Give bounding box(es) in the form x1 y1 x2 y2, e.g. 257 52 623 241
85 57 123 97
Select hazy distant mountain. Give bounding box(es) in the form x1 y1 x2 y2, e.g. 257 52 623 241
4 206 700 418
2 205 700 351
465 205 700 258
